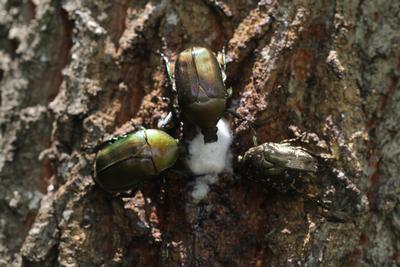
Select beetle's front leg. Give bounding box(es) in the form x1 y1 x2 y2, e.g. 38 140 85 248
161 52 177 93
225 86 232 98
157 111 173 129
217 47 227 83
216 47 226 71
115 188 139 198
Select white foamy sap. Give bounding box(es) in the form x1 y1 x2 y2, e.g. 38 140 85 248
187 119 233 202
186 119 233 175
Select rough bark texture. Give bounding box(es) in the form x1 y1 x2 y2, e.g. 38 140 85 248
0 0 399 266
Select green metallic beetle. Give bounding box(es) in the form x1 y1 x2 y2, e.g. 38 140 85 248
94 129 179 193
163 47 229 143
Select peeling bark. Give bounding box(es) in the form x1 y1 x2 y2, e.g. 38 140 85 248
0 0 399 266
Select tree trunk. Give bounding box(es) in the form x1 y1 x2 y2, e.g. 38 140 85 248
1 0 399 266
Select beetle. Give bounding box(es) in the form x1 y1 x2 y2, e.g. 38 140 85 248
239 142 318 176
163 47 229 143
240 142 317 176
94 129 179 193
238 142 318 192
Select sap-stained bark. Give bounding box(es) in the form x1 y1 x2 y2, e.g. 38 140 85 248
0 0 399 266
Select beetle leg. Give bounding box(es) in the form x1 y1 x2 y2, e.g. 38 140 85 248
217 47 227 83
216 47 226 71
221 69 227 84
157 111 173 129
116 189 139 198
225 86 232 98
161 52 177 93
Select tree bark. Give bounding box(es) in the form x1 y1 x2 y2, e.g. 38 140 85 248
0 0 399 266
